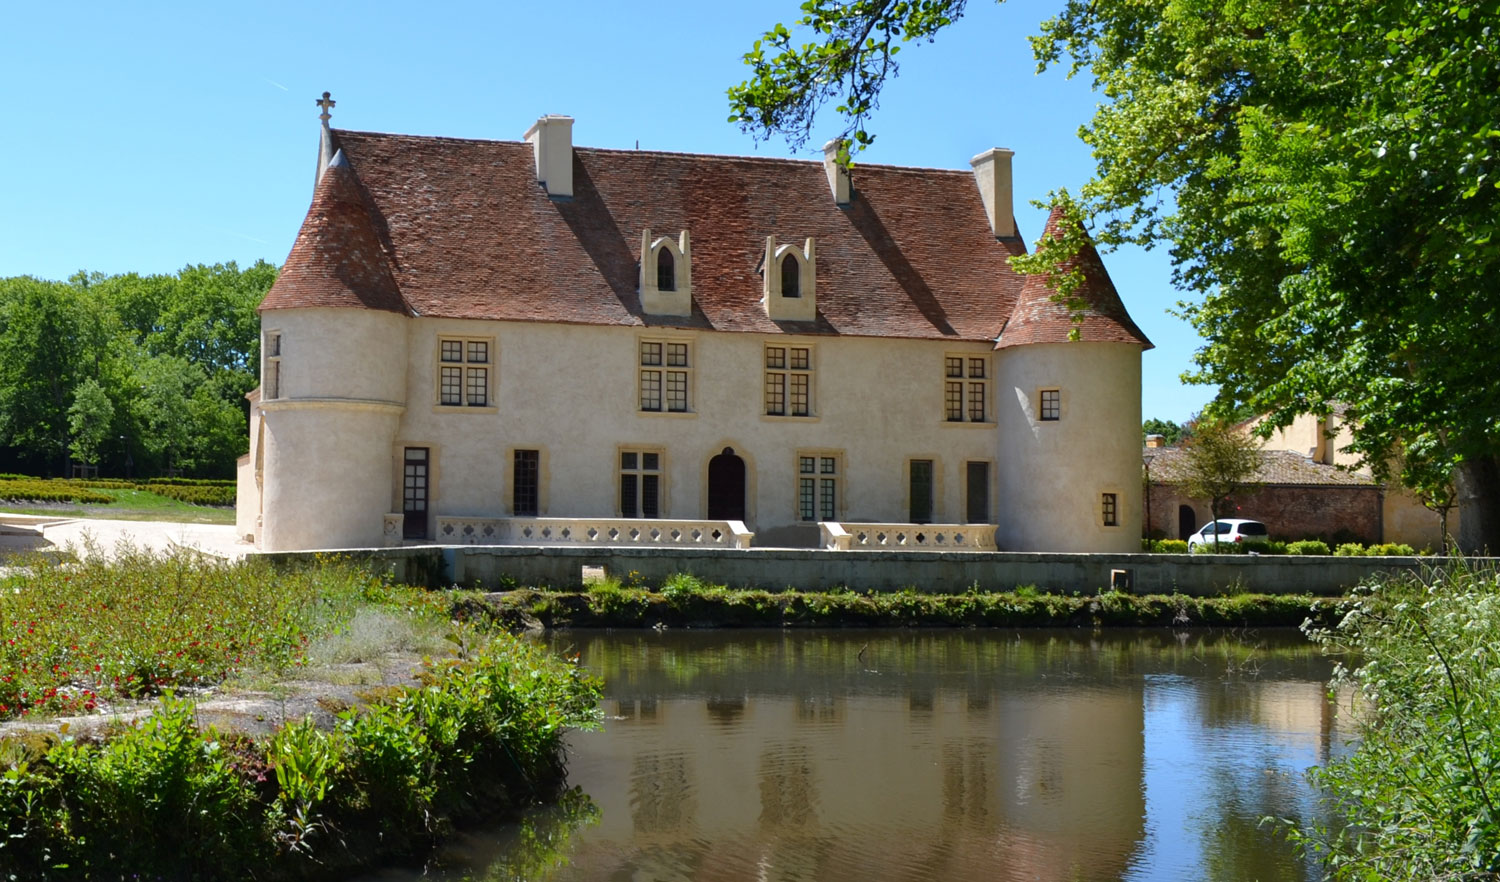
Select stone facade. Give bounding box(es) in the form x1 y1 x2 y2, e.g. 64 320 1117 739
240 108 1153 554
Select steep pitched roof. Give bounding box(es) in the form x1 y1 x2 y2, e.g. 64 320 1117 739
260 152 408 315
997 206 1152 349
262 129 1093 341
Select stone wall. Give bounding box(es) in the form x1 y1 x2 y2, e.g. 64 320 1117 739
252 544 1475 597
1146 483 1382 544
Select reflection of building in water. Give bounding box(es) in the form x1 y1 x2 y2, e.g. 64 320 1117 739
560 687 1145 881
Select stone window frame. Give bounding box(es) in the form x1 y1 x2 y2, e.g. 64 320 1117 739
1039 387 1063 422
962 458 996 525
508 446 550 517
263 329 282 400
639 229 692 317
1100 490 1122 528
637 336 695 416
943 353 993 424
764 342 816 418
904 455 943 524
435 336 495 410
795 449 844 522
618 445 667 519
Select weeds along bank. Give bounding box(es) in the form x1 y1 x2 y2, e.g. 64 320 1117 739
1294 561 1500 877
0 552 600 880
483 572 1339 629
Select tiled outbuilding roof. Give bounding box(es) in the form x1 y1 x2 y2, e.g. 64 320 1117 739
997 206 1153 349
260 129 1144 344
1144 447 1376 486
259 152 408 315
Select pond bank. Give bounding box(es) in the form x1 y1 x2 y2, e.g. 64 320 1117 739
0 552 600 881
475 584 1342 630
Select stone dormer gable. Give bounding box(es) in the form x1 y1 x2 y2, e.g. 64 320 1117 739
328 128 1031 340
639 229 692 317
996 206 1152 349
260 150 408 315
761 236 816 322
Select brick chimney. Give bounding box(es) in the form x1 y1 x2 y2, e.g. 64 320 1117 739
970 147 1016 239
1145 434 1166 448
524 115 574 198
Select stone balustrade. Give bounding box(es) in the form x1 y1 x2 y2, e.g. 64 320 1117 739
433 516 754 549
821 521 998 551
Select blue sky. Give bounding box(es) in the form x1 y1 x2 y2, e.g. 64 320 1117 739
1 0 1213 422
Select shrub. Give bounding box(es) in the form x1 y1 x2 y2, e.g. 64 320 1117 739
1297 563 1500 876
1333 542 1367 556
1144 539 1190 554
1286 540 1331 555
1366 542 1416 556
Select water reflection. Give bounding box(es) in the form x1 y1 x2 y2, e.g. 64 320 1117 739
384 629 1347 882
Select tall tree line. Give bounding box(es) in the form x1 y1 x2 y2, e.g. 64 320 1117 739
0 262 274 478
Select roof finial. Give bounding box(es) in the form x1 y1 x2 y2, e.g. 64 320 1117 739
316 91 336 125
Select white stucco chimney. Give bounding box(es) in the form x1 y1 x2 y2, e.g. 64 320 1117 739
970 147 1016 239
524 115 574 198
822 139 851 206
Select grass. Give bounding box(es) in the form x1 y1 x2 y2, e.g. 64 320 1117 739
485 575 1339 630
0 552 602 879
0 486 235 524
0 549 448 720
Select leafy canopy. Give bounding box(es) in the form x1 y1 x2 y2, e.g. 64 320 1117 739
731 0 1500 548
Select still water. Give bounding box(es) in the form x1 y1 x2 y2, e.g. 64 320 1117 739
381 629 1349 882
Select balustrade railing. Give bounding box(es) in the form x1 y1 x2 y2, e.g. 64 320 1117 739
820 522 998 551
433 516 754 549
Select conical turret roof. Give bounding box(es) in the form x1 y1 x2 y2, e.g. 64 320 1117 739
997 206 1151 349
259 151 409 315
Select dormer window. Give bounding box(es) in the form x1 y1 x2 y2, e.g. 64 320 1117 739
639 228 692 317
657 248 676 292
762 236 816 322
781 254 800 298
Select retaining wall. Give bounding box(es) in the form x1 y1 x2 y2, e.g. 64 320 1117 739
250 545 1484 597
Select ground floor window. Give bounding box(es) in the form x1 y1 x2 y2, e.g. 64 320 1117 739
620 450 662 518
513 449 539 516
402 447 429 540
798 454 839 521
965 461 990 523
909 459 934 524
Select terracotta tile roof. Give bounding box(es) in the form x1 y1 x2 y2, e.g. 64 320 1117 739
1144 447 1376 486
260 153 409 315
260 129 1099 341
997 206 1153 349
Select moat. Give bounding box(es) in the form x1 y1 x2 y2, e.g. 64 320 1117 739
367 628 1346 882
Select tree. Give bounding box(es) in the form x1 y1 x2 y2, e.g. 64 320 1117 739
68 378 115 468
731 0 1500 553
1176 418 1263 547
1142 418 1186 447
0 277 87 474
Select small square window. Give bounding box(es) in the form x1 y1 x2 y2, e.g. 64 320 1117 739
1040 389 1061 421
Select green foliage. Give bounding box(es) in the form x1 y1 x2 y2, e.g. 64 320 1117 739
1286 540 1332 556
1143 538 1190 554
0 478 112 504
731 0 1500 550
1174 418 1263 533
67 377 114 466
1298 564 1500 877
1142 418 1187 446
0 549 433 719
1334 543 1367 557
0 631 601 879
492 585 1333 630
0 262 275 478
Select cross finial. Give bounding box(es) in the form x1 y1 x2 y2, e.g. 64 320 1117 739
316 91 335 124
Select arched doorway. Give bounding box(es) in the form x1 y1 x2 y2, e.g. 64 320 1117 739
1178 504 1197 540
708 448 747 520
